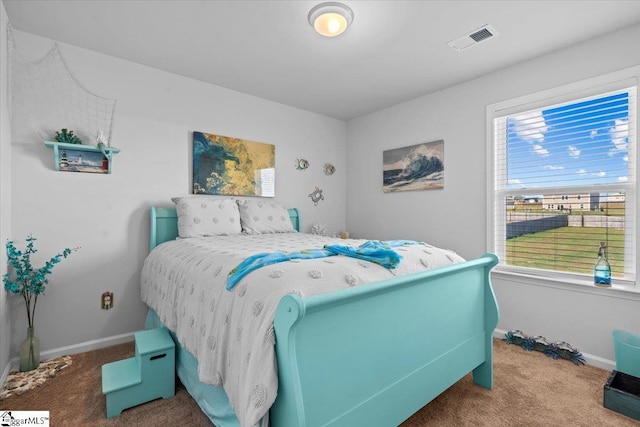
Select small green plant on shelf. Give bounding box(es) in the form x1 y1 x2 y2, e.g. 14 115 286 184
55 128 82 145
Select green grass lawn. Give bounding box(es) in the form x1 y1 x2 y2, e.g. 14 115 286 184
505 226 625 277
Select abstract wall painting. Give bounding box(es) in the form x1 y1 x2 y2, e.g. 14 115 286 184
383 139 444 192
193 131 275 197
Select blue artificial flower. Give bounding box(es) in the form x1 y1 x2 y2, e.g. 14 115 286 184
3 235 77 329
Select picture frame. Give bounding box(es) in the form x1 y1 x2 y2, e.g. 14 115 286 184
192 131 276 197
383 139 444 192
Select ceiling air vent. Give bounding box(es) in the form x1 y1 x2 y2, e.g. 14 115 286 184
447 24 499 52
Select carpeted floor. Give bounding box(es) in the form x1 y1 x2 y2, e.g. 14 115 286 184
0 339 638 426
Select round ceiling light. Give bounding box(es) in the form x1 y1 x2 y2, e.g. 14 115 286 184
308 2 354 37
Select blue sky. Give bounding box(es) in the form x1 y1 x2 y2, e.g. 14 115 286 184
506 91 630 191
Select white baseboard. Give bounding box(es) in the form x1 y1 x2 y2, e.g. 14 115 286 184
493 328 615 371
1 328 616 391
5 331 135 374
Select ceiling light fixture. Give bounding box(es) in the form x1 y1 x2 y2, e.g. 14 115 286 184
308 2 354 37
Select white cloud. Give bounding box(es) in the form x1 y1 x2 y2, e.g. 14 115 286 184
624 155 629 162
544 165 565 170
609 118 629 154
532 144 549 157
577 169 587 175
568 145 580 158
590 129 597 138
511 111 548 142
596 171 606 177
508 179 526 188
619 176 629 182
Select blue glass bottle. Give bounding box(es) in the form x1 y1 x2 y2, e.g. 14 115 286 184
594 242 611 287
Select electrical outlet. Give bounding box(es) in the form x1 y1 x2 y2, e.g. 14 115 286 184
101 291 113 310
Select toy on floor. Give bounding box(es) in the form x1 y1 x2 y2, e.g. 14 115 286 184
504 330 585 365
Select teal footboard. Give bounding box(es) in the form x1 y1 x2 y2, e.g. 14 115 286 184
271 254 499 426
147 207 498 426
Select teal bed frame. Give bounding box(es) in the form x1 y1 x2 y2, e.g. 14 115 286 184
146 206 499 426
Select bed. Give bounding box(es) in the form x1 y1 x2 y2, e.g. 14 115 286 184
141 204 499 427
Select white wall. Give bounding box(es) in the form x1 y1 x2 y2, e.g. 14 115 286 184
8 29 346 357
0 0 13 381
7 15 640 370
346 24 640 363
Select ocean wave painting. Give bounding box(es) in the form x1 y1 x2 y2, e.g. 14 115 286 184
383 140 444 192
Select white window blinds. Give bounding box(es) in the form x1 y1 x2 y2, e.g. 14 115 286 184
490 79 637 284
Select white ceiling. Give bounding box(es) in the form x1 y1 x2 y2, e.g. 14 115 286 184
4 1 640 121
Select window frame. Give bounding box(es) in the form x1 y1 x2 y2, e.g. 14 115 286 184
486 67 640 289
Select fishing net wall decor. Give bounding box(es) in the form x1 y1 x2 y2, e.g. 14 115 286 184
7 25 117 145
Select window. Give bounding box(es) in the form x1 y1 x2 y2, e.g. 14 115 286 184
488 69 638 285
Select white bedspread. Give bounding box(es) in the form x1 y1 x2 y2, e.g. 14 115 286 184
140 233 464 427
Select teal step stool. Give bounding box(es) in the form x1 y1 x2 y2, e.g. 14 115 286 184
101 327 175 418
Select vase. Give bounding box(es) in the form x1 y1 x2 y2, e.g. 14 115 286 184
19 326 41 372
594 242 611 287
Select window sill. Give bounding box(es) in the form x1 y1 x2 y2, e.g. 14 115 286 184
491 267 640 301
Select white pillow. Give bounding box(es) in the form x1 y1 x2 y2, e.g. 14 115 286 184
172 196 241 238
237 199 296 234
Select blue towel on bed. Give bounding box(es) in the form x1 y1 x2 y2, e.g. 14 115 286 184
226 240 420 291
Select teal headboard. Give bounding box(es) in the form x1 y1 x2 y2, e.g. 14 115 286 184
149 206 300 252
